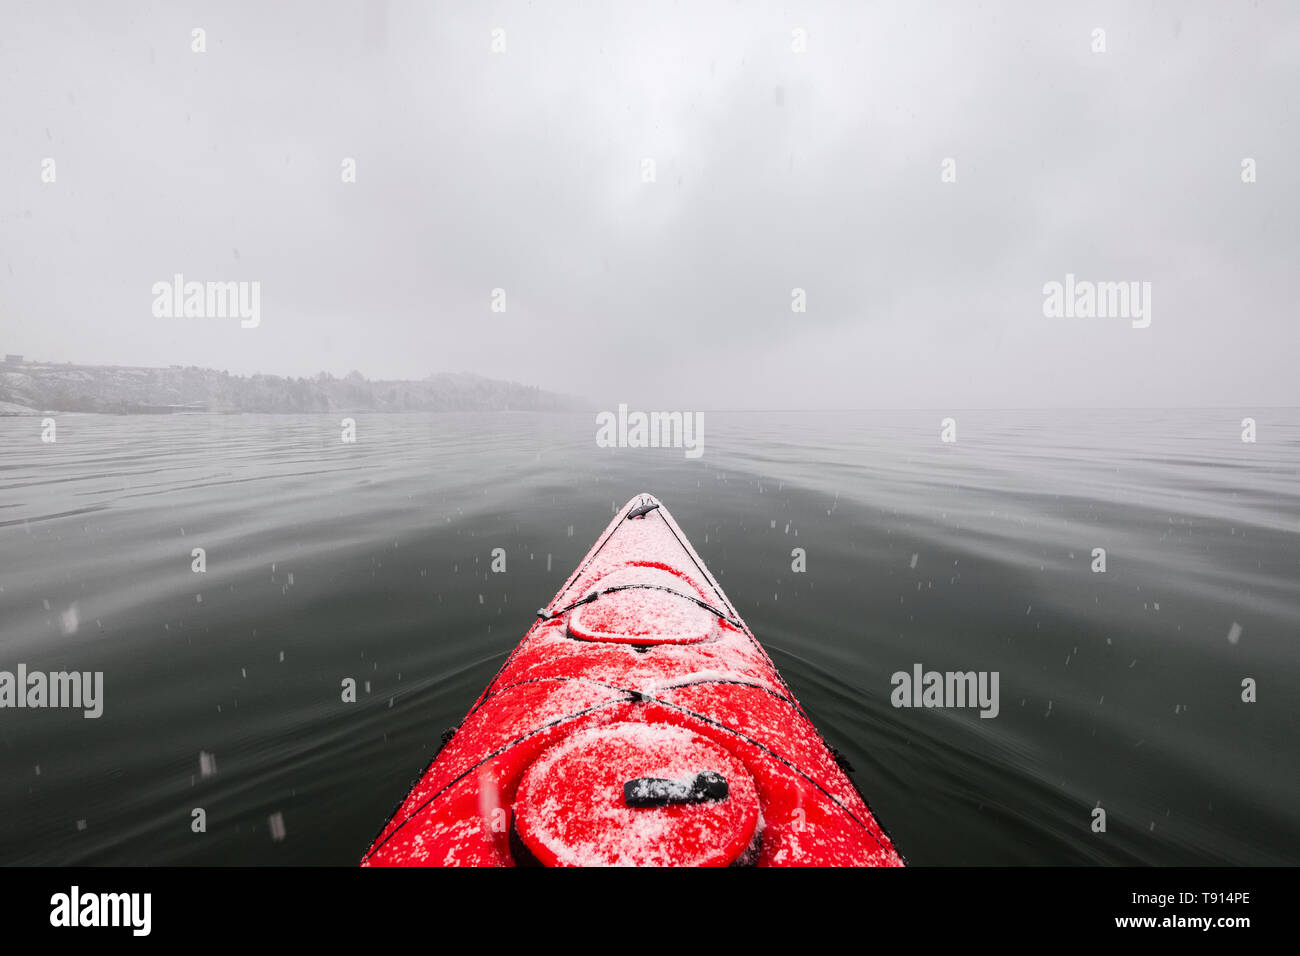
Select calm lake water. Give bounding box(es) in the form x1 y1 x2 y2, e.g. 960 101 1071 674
0 409 1297 865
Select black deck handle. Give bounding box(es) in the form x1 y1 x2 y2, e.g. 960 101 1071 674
624 770 729 807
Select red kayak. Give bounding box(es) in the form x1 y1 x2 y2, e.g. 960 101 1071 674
362 494 903 866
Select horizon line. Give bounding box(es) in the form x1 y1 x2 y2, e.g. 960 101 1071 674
5 357 1294 414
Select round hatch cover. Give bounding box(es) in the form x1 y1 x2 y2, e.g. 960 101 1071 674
513 722 759 867
566 565 716 645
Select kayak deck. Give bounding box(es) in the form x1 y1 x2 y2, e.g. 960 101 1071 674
362 493 903 866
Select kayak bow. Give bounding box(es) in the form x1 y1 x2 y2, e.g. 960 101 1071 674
362 493 903 866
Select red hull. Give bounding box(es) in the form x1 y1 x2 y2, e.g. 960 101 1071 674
362 494 903 866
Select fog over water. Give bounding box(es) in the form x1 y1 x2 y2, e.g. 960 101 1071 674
3 1 1297 409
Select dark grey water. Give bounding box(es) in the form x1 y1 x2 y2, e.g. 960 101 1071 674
1 410 1297 865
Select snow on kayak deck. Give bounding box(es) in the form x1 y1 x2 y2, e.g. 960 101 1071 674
514 723 759 867
362 493 903 867
567 566 716 644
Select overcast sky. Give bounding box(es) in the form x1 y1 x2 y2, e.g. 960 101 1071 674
2 1 1297 409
